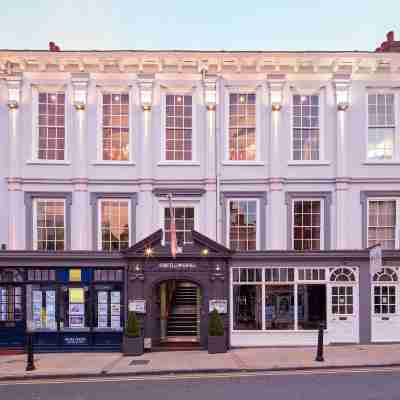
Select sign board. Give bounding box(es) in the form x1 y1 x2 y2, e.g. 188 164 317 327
144 337 152 349
370 244 382 274
69 269 82 282
63 336 88 346
209 299 228 314
159 263 196 270
129 299 146 314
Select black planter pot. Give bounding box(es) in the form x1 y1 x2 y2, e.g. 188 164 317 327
122 336 144 356
208 334 227 354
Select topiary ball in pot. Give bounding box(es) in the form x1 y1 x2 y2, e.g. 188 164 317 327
208 309 227 354
123 311 144 356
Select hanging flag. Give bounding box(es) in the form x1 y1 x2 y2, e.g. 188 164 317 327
168 194 177 258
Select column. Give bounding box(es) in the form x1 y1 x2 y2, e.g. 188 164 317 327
137 74 155 240
203 74 218 240
267 75 286 250
6 74 23 250
333 74 351 249
71 73 90 250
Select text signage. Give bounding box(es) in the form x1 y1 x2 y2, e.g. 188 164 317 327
63 336 88 346
129 299 146 314
159 263 196 270
209 299 228 314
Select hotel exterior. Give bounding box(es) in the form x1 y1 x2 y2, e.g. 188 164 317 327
1 33 400 351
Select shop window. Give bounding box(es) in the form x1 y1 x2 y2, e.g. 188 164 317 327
233 285 262 330
298 268 326 281
331 286 353 315
31 289 56 330
297 284 326 329
373 286 396 314
59 286 90 329
265 268 294 282
0 287 22 321
95 289 122 329
233 268 262 283
0 269 24 282
94 269 123 282
265 285 294 330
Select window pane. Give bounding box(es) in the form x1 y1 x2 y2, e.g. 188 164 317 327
164 207 195 245
233 285 262 330
368 200 396 249
298 284 326 329
265 285 294 330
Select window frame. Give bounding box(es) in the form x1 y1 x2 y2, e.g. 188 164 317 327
160 88 198 164
226 198 260 251
31 84 70 164
367 197 400 249
289 89 326 163
225 89 259 162
291 198 325 251
365 90 399 162
96 86 134 164
97 198 132 251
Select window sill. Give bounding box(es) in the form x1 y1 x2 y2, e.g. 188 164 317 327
222 161 265 166
27 160 71 165
157 161 200 166
288 160 331 166
91 161 136 166
363 160 400 165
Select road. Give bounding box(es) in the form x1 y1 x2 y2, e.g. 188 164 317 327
0 367 398 400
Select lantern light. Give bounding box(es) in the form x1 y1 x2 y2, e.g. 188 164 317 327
138 73 154 111
6 75 22 110
268 74 286 112
203 73 218 111
72 73 89 111
333 73 351 112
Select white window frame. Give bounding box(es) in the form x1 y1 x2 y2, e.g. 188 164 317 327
365 90 399 162
159 200 200 245
291 198 325 251
97 198 132 251
30 84 70 164
289 88 326 163
367 198 400 249
224 86 262 163
160 87 198 164
32 198 66 251
95 86 134 164
226 198 260 251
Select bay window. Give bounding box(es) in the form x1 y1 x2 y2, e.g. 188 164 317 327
228 93 256 161
367 93 395 161
165 94 193 161
292 94 320 161
37 92 66 161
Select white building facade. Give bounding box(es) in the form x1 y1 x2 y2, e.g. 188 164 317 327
1 43 400 351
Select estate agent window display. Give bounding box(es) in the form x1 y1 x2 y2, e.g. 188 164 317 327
26 268 124 333
232 267 328 332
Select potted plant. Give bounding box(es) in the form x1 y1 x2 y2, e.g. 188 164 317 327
123 311 144 356
208 309 227 354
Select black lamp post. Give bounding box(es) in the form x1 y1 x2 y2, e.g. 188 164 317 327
25 324 36 371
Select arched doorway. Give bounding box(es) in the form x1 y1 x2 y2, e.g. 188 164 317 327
154 279 202 349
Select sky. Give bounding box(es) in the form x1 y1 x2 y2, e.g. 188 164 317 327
0 1 398 51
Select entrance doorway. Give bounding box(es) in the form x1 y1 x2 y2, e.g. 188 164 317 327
157 280 201 347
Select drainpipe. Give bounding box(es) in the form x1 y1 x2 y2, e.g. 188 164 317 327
215 77 222 243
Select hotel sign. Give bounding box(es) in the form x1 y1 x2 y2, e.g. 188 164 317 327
159 263 196 270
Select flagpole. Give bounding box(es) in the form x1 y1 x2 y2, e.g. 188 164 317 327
168 193 177 258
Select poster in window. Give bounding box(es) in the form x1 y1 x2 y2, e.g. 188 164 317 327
69 288 84 303
98 315 108 328
98 291 108 304
69 303 84 315
98 303 108 315
111 291 120 304
111 315 121 329
69 315 84 328
111 303 120 314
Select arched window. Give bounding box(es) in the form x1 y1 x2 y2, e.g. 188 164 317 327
330 267 356 282
372 268 398 282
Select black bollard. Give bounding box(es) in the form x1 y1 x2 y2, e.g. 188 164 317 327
315 322 324 362
26 332 36 371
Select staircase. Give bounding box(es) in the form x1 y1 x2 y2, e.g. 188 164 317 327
167 283 198 338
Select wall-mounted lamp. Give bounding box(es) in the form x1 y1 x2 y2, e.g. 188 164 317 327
201 248 209 257
203 73 218 111
144 247 153 257
138 73 154 111
6 75 22 110
268 74 286 112
72 73 89 111
333 73 351 112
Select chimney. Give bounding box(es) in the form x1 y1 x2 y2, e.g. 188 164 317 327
49 41 61 52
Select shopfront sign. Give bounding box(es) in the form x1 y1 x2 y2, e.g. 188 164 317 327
62 336 88 346
69 269 82 282
209 299 228 314
129 299 146 314
159 263 196 270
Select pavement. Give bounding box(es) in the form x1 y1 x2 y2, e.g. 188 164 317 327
1 344 400 381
